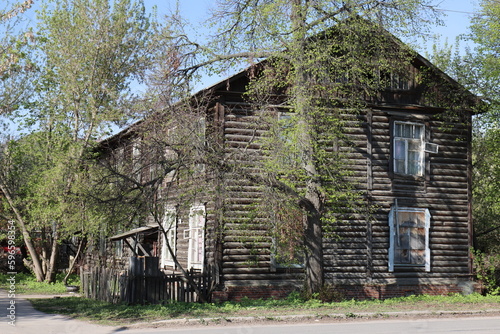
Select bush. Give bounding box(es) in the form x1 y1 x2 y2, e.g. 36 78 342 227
472 249 500 295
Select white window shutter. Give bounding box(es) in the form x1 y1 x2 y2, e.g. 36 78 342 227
425 208 431 272
388 207 395 272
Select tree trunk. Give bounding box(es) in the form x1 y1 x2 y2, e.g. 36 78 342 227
291 0 324 294
303 188 324 294
63 238 84 285
44 232 59 283
0 180 46 281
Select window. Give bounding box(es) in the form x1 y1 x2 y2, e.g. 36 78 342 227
162 148 178 183
271 238 304 271
187 205 205 270
388 206 430 272
131 140 141 181
114 147 125 173
393 121 424 176
270 202 304 271
114 239 123 258
389 73 409 90
194 117 206 175
161 208 177 268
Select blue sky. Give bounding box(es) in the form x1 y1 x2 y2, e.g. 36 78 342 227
19 0 480 49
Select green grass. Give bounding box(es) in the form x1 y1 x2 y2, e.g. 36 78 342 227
3 274 499 326
28 293 500 326
0 272 80 295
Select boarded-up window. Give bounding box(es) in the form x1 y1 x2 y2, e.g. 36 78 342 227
393 122 424 176
388 206 430 272
161 208 177 268
187 205 205 270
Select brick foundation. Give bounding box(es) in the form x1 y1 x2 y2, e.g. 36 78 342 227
338 283 482 300
212 282 482 302
212 285 298 302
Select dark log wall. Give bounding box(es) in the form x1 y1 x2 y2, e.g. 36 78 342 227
217 97 301 286
211 67 473 291
324 108 472 286
98 56 475 298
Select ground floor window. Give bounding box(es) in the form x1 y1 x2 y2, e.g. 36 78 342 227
388 206 430 272
187 204 205 270
270 203 305 271
161 208 177 268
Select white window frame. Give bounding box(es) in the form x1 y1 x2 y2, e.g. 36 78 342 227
161 208 177 268
187 205 205 270
194 117 206 175
393 121 425 177
388 206 431 272
131 139 141 181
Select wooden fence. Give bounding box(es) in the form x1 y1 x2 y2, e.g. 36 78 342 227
81 264 215 304
80 266 122 303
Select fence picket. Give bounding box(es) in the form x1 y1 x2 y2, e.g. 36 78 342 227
81 264 214 305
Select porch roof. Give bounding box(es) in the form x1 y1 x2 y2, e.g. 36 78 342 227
109 225 158 241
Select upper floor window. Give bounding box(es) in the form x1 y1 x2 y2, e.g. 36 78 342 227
393 121 424 177
389 73 409 90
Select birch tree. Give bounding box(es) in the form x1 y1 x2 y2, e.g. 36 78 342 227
468 0 500 252
0 0 154 282
0 0 35 117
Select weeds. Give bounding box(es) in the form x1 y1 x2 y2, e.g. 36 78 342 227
472 249 500 295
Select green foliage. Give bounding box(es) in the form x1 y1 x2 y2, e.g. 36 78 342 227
0 0 35 116
468 0 500 256
473 126 500 253
469 0 500 91
427 0 500 256
0 0 158 282
471 249 500 295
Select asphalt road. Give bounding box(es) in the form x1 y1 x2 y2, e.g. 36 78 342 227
124 317 500 334
0 289 117 334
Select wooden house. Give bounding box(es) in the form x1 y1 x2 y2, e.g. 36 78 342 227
99 33 481 301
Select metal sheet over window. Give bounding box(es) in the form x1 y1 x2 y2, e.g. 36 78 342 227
388 206 430 272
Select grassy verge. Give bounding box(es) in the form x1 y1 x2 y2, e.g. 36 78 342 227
0 272 80 295
29 293 500 326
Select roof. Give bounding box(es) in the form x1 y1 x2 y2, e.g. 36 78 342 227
100 26 482 146
109 225 158 241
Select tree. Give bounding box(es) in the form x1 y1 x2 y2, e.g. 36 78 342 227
0 0 154 282
468 0 500 253
0 0 35 117
166 0 442 293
